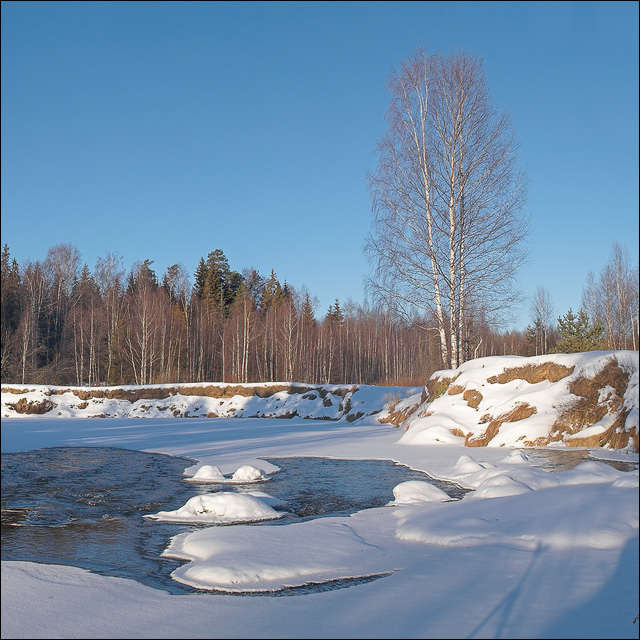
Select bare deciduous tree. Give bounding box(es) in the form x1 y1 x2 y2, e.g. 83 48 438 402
582 242 639 350
529 285 554 355
43 243 81 370
366 47 528 369
94 252 125 384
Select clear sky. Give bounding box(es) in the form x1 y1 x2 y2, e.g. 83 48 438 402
1 1 638 329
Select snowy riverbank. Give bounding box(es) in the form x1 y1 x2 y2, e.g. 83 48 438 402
1 350 638 638
1 412 638 639
3 350 638 451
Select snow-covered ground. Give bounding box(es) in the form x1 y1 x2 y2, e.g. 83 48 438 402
1 351 638 639
1 415 638 638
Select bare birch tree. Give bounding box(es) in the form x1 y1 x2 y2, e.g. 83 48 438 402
18 261 47 382
43 243 80 370
366 48 528 369
94 252 125 384
582 242 639 350
529 285 554 355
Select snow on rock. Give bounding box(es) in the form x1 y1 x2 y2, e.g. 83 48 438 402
399 351 639 450
453 454 494 475
400 422 465 444
389 480 452 504
623 368 639 440
185 464 268 483
185 465 226 482
442 452 639 498
230 465 267 483
467 473 534 498
501 449 532 464
144 492 283 524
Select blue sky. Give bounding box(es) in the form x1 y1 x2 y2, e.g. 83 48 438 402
1 1 638 329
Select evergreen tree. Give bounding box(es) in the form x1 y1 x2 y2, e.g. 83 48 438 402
1 245 22 378
243 268 264 307
524 318 546 356
226 270 244 307
194 249 244 313
73 263 100 302
162 263 189 304
326 299 344 325
261 270 284 309
205 249 230 308
554 308 605 353
300 292 316 326
1 245 21 332
193 258 208 299
127 259 157 293
139 259 158 287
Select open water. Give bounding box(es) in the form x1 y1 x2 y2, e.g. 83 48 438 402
1 446 468 594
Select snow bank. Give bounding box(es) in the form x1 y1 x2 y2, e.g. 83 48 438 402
154 449 638 592
399 351 639 450
0 381 408 423
2 351 638 450
393 479 639 550
162 518 394 592
1 412 638 639
390 451 638 550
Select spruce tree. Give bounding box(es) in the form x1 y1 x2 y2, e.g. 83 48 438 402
261 270 283 309
205 249 230 309
162 264 182 303
74 263 100 302
1 245 21 378
300 293 316 326
554 308 605 353
193 257 208 299
194 249 244 313
327 299 343 325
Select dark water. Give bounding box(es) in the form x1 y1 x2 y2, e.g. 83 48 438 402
1 447 201 593
255 456 469 518
1 447 467 595
526 448 638 472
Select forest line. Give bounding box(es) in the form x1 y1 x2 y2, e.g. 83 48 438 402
1 243 637 387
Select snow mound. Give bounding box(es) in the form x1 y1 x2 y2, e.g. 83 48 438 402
185 465 226 482
389 480 452 504
144 492 283 523
185 464 268 483
231 465 267 483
